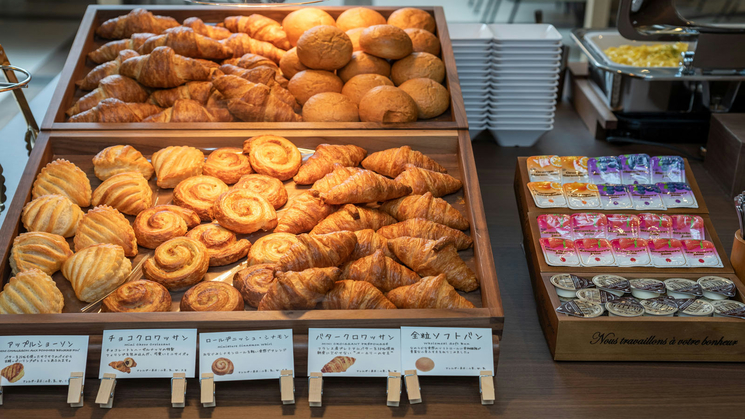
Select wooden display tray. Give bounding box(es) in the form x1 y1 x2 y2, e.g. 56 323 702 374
42 5 468 131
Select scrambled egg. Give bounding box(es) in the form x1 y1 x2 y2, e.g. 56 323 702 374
603 42 688 67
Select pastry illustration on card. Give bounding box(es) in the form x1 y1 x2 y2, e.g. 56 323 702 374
1 362 25 383
321 356 356 373
109 357 137 373
415 357 435 372
212 357 234 375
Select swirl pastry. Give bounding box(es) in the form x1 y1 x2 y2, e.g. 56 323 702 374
185 223 251 266
91 171 153 216
247 233 299 265
102 279 171 312
62 244 132 303
180 281 244 312
151 146 205 188
143 236 210 290
294 144 367 185
74 205 138 257
21 194 83 238
232 174 288 209
243 135 301 181
322 280 396 310
212 358 234 375
203 147 253 184
258 267 340 311
93 145 154 181
172 175 229 221
10 232 73 276
277 231 357 272
31 159 92 207
275 190 338 234
233 263 276 307
133 205 200 249
212 189 278 234
0 269 64 314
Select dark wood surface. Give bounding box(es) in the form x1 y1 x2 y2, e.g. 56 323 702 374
705 114 745 197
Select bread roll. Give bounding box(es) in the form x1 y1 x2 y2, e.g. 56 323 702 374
391 52 445 86
388 8 436 33
405 28 440 55
282 8 336 47
399 78 450 119
302 92 359 122
336 7 386 32
346 28 364 52
296 25 353 71
358 85 418 123
288 70 343 105
279 47 308 79
337 51 391 83
359 25 412 60
341 73 394 105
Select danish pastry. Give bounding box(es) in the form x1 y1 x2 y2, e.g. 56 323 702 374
203 147 253 185
21 194 83 238
102 279 172 312
258 267 340 310
212 358 234 375
62 244 132 303
185 223 251 266
91 171 153 215
0 269 64 314
247 233 299 265
293 144 367 185
10 232 73 276
93 145 154 181
232 174 288 209
212 188 278 234
31 159 92 207
180 281 244 311
74 205 138 257
172 175 229 221
151 145 205 188
133 205 200 249
233 263 276 308
143 236 210 290
275 190 338 234
243 135 302 181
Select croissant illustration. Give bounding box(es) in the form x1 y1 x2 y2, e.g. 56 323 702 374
294 144 368 185
380 192 470 230
224 14 290 50
258 267 340 310
377 218 473 250
320 356 356 373
362 146 447 178
386 274 475 309
88 33 156 64
138 26 233 60
388 237 479 292
120 46 212 88
318 169 412 205
275 190 338 234
322 280 396 310
394 164 463 197
77 49 140 90
342 249 420 292
109 357 137 373
66 75 149 116
277 231 357 272
310 204 397 234
96 8 179 39
184 17 232 40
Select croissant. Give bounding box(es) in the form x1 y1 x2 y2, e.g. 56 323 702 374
248 233 299 266
96 8 179 39
213 74 269 103
134 205 200 249
294 144 367 185
88 33 156 64
277 231 357 272
66 75 149 116
395 164 462 197
21 194 83 238
185 223 251 266
322 280 396 310
91 171 152 216
74 205 138 257
320 356 357 373
173 175 229 221
68 98 163 123
148 81 214 107
180 281 244 312
183 17 232 40
362 146 447 178
62 244 132 303
342 249 419 292
204 148 253 185
388 237 478 292
93 145 154 181
151 145 205 189
311 204 396 234
311 165 364 193
143 236 210 290
119 46 212 88
77 49 140 90
233 263 276 308
377 218 473 250
275 190 338 234
143 98 233 122
219 65 299 112
139 26 233 59
213 75 301 122
10 232 73 276
224 15 291 50
380 192 470 230
102 280 171 312
223 53 278 70
386 274 475 309
257 267 340 310
318 169 412 205
228 96 302 122
0 269 64 314
32 159 91 207
220 33 286 63
349 229 396 261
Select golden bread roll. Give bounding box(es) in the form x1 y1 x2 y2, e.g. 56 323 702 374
358 85 418 123
388 8 436 33
180 281 244 312
91 171 153 216
0 269 64 314
341 73 395 105
279 47 309 80
359 24 413 60
288 69 343 106
93 145 154 181
247 233 299 265
185 223 251 266
172 175 229 221
74 205 138 257
102 279 171 312
203 147 253 185
32 159 92 207
398 77 450 119
346 28 364 51
233 174 288 209
10 232 73 276
282 8 336 47
213 189 278 234
62 243 132 303
405 28 440 55
233 263 276 308
391 52 445 86
133 204 200 249
21 194 83 238
302 92 360 122
336 7 386 32
243 135 302 181
337 51 391 83
297 25 353 71
151 145 205 188
143 236 210 290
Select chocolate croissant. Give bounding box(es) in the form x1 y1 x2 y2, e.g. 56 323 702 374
32 159 92 207
377 218 473 250
362 146 447 178
386 274 475 309
96 8 179 39
388 237 478 292
185 223 251 267
62 244 132 303
310 204 396 234
320 356 357 373
322 280 396 310
138 26 233 60
293 144 367 185
74 205 138 257
180 281 244 312
0 269 64 314
10 231 73 276
276 231 357 272
394 164 462 197
21 194 83 238
143 236 210 290
380 192 470 230
342 249 419 292
120 46 213 88
257 267 340 310
134 205 200 249
66 75 149 116
102 279 171 312
233 263 276 308
318 169 412 205
275 190 338 234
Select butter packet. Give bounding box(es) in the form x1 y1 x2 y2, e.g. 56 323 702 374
576 238 616 267
564 182 602 210
682 240 723 268
588 156 622 184
571 213 608 239
555 299 604 318
606 214 640 239
539 238 580 266
576 288 622 304
711 300 745 319
560 156 589 184
651 156 685 183
537 214 573 239
657 182 698 208
527 155 562 182
598 184 633 210
648 239 686 267
639 213 673 239
627 184 666 210
671 214 705 240
619 153 651 184
611 238 652 267
528 181 567 208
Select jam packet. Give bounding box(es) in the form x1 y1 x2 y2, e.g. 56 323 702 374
651 156 685 183
570 213 608 239
648 239 686 267
537 214 573 239
671 214 705 240
657 182 698 208
528 181 566 208
576 238 616 267
564 183 602 210
639 213 673 239
539 238 580 266
588 156 621 184
555 299 604 318
598 184 633 210
560 156 589 184
619 153 651 184
611 238 652 267
527 155 562 182
606 214 640 239
627 184 666 210
682 240 722 268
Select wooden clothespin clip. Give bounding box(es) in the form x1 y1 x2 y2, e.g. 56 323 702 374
279 369 295 405
403 369 421 404
479 370 495 405
67 372 85 407
171 373 187 408
308 372 323 407
0 377 4 406
95 373 116 409
200 373 215 407
386 372 402 407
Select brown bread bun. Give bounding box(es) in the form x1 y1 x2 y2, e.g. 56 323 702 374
346 28 364 52
279 47 309 79
359 25 412 60
358 85 417 123
337 51 391 83
391 52 445 86
302 92 359 122
336 7 386 32
297 25 353 71
388 8 436 33
405 28 440 55
341 73 394 105
288 70 343 105
282 8 336 47
398 78 450 119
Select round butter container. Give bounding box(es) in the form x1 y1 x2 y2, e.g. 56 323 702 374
629 278 665 299
592 275 630 297
640 298 678 317
697 276 736 300
711 300 745 318
605 299 644 317
571 300 605 318
576 288 601 304
664 278 702 299
678 299 714 317
549 274 583 298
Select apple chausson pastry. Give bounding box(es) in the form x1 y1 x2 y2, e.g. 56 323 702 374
92 145 154 181
0 269 64 314
151 145 205 188
74 205 138 257
10 231 73 276
31 159 92 207
21 194 83 238
62 244 132 303
91 171 153 216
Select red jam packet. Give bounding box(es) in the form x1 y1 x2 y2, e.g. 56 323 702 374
527 155 562 182
570 213 608 239
611 238 652 267
682 240 722 268
575 238 616 267
528 181 567 208
639 213 673 240
671 214 705 240
563 182 601 210
560 156 589 184
539 238 580 266
537 214 572 239
606 214 640 240
647 239 686 267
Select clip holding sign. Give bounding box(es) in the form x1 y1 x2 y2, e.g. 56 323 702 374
200 373 215 407
308 372 323 407
0 377 4 406
386 372 402 407
279 369 295 405
479 370 495 405
67 372 85 407
171 373 187 408
403 369 422 404
95 373 117 409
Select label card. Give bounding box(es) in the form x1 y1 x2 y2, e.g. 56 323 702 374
0 335 88 386
99 329 197 379
308 328 401 377
401 327 494 377
200 329 294 382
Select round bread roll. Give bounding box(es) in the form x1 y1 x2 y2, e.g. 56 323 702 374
282 8 336 47
341 73 395 105
391 52 445 86
302 92 359 122
337 51 391 83
336 7 386 32
346 28 364 52
358 85 418 123
279 47 308 79
405 28 440 55
288 70 344 105
388 8 436 33
398 77 450 119
297 25 353 71
359 25 413 60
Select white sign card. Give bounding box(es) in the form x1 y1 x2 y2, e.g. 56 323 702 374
0 335 89 386
307 328 401 377
199 329 294 382
400 327 494 376
99 329 197 379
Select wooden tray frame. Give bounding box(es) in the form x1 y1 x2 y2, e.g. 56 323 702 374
42 5 468 131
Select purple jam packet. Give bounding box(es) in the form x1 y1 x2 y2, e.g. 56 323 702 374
619 154 651 185
651 156 685 183
588 156 621 184
657 182 698 208
627 184 666 210
598 184 633 209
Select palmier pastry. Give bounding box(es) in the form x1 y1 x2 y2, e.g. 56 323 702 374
102 279 171 312
0 269 64 314
32 159 92 207
203 147 253 185
93 145 154 181
133 205 200 249
21 194 83 238
151 146 205 188
212 189 278 234
1 363 25 383
62 244 132 303
180 281 244 312
320 356 357 373
91 171 153 216
243 135 302 181
10 232 73 276
277 231 357 272
322 280 396 310
143 236 210 290
293 144 367 185
258 267 340 310
233 263 276 308
232 174 288 209
172 175 229 221
362 146 446 178
247 233 299 265
212 358 234 375
275 190 338 234
185 223 251 266
74 205 138 257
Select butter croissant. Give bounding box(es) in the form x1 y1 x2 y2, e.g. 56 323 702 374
10 232 73 276
233 174 288 209
32 159 92 207
143 98 233 122
342 249 419 292
77 49 140 90
224 14 290 50
102 279 171 312
362 146 447 178
318 168 412 205
220 33 286 63
0 269 64 314
66 75 149 116
74 205 138 257
180 281 244 312
88 33 156 64
293 144 367 185
388 237 478 292
67 98 163 123
93 145 154 181
380 192 469 230
143 236 210 290
277 231 357 272
21 194 83 238
120 46 213 88
212 188 278 234
96 8 179 39
377 218 473 250
185 223 251 267
134 205 200 249
247 233 299 266
139 26 233 60
173 175 229 221
310 204 396 234
394 164 462 197
148 81 214 108
322 280 396 310
275 190 338 234
311 165 364 193
349 229 395 261
257 267 340 310
183 17 232 40
203 147 253 185
151 145 205 189
62 244 132 303
386 274 475 309
233 263 276 308
92 171 153 216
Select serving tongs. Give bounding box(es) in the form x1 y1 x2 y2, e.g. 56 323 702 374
80 252 152 313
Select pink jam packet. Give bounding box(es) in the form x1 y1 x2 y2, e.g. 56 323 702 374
537 214 573 239
606 214 640 240
648 239 686 267
539 238 580 266
575 238 616 267
671 215 706 240
611 238 652 267
570 213 608 239
682 240 722 268
639 213 673 239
